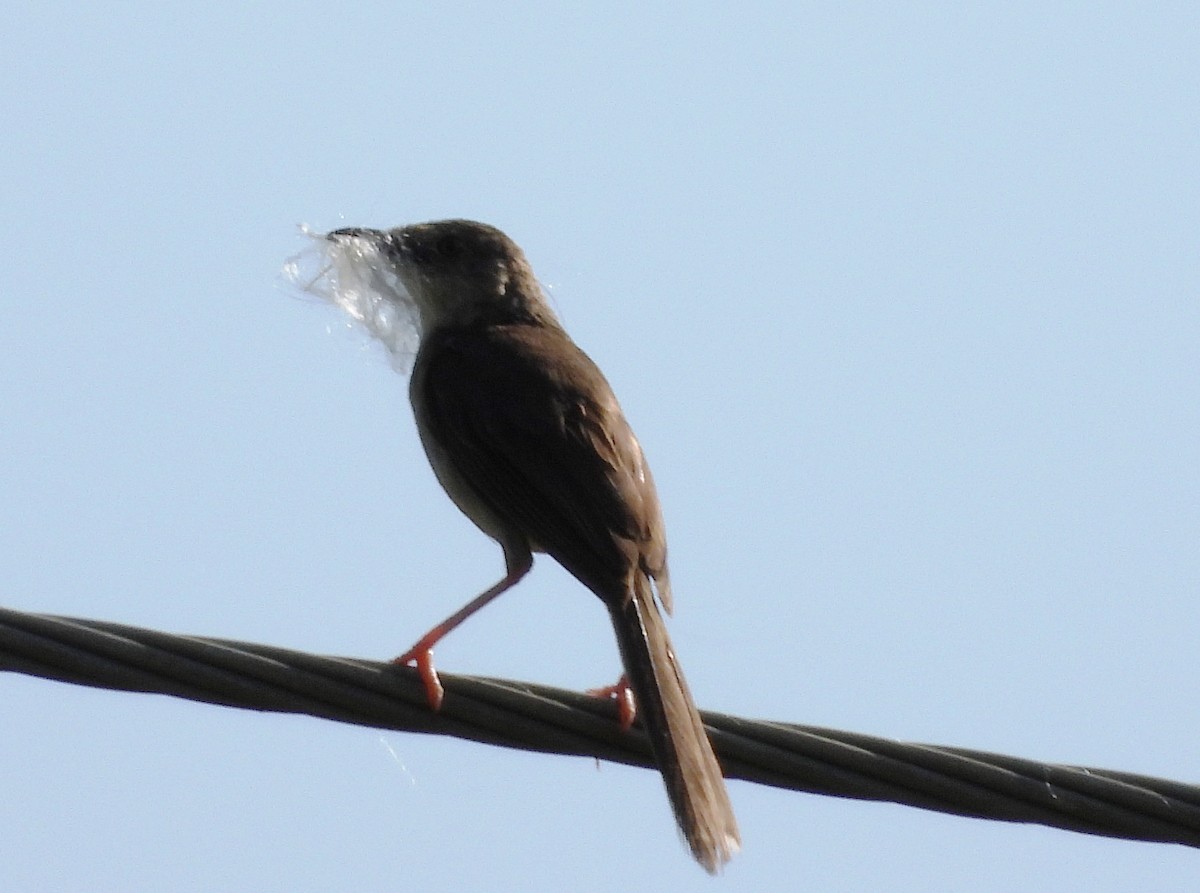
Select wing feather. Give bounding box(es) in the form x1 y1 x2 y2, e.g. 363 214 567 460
416 323 668 603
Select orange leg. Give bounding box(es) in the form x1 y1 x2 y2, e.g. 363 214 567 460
393 544 532 710
587 674 637 731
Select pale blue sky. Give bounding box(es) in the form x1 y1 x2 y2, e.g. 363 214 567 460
2 4 1198 891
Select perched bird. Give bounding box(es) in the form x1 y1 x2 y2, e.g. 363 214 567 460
326 219 740 872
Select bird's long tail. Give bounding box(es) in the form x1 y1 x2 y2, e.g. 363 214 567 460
608 578 741 873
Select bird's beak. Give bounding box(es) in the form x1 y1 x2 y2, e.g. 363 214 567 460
326 227 384 242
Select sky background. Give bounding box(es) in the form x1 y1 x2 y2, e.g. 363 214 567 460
2 3 1198 891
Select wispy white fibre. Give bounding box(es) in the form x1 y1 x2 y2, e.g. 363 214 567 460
282 225 421 373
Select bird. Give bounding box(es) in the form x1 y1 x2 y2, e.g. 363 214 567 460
326 219 740 872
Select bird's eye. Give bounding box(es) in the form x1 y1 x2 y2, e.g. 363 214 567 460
433 233 459 259
403 230 462 266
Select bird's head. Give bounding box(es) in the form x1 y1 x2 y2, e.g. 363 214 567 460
328 219 554 333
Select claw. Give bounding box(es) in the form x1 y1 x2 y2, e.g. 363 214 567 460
393 644 445 711
588 674 637 731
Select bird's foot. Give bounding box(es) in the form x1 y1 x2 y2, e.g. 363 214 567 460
587 674 637 731
393 638 445 710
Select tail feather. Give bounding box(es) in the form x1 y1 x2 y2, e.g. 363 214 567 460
608 578 740 873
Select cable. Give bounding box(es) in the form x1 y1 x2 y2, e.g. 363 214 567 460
3 605 1198 847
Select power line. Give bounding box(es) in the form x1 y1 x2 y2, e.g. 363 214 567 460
3 605 1198 847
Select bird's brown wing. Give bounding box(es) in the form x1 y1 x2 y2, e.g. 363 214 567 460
415 322 668 605
417 321 736 871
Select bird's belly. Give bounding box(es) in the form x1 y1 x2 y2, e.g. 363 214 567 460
415 417 545 553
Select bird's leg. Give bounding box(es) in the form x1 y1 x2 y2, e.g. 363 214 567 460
587 673 638 731
393 542 532 710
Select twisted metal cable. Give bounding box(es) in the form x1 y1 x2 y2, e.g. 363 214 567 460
3 605 1199 848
